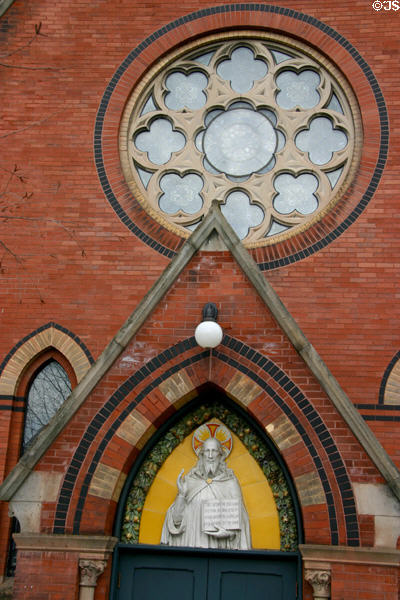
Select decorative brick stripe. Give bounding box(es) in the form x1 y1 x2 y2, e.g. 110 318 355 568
115 410 154 449
295 471 326 507
89 463 126 502
225 372 263 407
266 414 303 451
158 371 196 405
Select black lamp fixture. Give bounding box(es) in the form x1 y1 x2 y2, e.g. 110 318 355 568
194 302 223 349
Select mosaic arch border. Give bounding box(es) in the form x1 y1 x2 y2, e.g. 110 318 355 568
119 399 300 551
0 322 94 398
53 335 359 547
95 3 387 269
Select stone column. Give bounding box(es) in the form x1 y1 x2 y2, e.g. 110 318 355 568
304 568 331 600
79 559 106 600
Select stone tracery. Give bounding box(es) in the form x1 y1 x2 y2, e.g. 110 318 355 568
120 34 360 246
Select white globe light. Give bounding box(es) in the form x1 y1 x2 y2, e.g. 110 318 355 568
194 320 223 348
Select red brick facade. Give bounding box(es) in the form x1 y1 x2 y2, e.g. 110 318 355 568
1 1 400 598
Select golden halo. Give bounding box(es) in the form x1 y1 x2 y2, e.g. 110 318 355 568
192 421 233 457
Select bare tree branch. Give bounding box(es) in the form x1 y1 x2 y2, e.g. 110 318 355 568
0 22 44 59
0 111 61 140
0 22 58 70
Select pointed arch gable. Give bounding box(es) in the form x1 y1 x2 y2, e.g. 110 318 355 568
50 337 359 547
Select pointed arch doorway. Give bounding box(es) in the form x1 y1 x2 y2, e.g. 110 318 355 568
112 387 302 600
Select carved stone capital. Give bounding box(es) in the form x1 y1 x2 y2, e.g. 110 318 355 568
79 559 106 588
305 568 331 600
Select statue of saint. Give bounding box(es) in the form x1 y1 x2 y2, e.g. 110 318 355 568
161 424 251 549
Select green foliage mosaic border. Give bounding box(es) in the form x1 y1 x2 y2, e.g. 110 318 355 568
121 402 298 551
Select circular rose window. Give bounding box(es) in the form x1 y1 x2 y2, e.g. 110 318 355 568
119 33 362 248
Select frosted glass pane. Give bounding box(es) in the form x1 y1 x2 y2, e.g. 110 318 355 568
136 166 153 189
266 221 290 237
203 109 276 176
204 109 224 127
185 220 202 231
135 119 185 165
276 131 286 152
159 173 203 214
192 51 214 65
229 101 254 111
140 95 157 116
327 93 344 114
260 109 277 125
195 131 204 152
295 117 347 165
227 174 250 183
257 157 276 175
273 173 318 215
271 50 293 64
327 167 344 188
165 71 208 110
221 191 264 239
217 47 268 93
276 70 320 109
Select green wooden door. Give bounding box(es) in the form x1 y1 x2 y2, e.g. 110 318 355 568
116 546 298 600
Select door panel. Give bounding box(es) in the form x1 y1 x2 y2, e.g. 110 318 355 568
119 553 208 600
218 572 282 599
208 556 296 600
117 548 298 600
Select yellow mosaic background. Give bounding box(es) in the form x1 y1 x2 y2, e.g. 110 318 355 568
140 430 280 549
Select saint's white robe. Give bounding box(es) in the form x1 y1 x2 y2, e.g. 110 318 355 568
161 468 251 550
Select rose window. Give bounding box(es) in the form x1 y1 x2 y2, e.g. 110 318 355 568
120 34 361 247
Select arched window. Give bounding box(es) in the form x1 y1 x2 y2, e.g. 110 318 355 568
6 350 75 576
23 358 72 449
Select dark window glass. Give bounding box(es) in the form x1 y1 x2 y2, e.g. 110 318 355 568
23 360 71 449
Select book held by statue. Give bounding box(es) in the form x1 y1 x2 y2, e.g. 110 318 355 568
202 498 241 531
